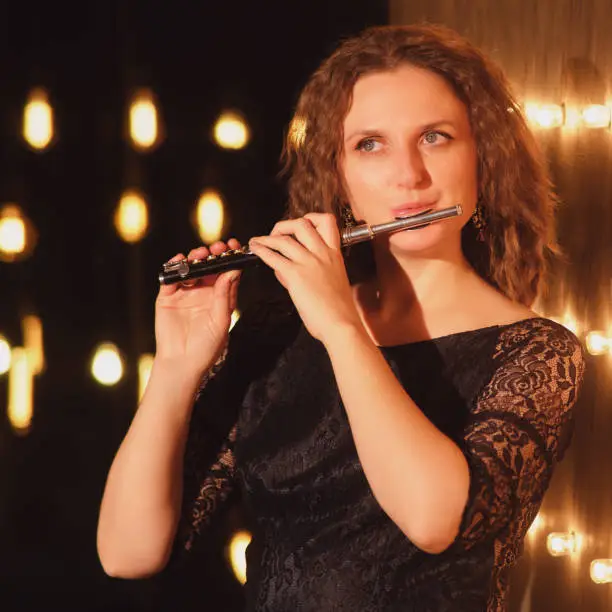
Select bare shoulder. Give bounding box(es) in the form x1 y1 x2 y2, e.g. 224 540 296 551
481 287 585 368
463 279 538 328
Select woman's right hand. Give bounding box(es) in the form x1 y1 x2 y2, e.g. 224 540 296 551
154 239 242 374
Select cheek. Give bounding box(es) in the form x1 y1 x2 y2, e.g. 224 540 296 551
343 159 389 205
433 148 478 196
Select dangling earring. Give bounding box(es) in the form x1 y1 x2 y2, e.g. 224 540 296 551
471 203 486 242
341 206 358 229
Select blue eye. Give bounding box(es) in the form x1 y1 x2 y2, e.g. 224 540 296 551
356 138 380 152
422 131 452 145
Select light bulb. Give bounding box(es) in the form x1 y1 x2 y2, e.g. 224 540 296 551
115 190 149 243
129 90 160 150
590 559 612 584
8 347 34 435
213 111 250 150
0 204 37 262
524 103 564 129
0 335 11 374
581 105 611 129
546 531 578 557
91 343 124 386
23 88 54 150
196 190 225 244
585 331 609 356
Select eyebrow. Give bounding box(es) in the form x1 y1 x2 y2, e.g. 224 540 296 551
345 120 456 142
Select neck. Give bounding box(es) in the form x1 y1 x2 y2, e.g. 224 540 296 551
362 238 476 320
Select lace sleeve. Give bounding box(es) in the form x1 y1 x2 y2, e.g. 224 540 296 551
174 307 259 554
176 347 237 552
458 319 586 550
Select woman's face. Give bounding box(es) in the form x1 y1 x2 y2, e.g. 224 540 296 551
340 64 478 255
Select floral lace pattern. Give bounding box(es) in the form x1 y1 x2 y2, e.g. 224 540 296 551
176 307 585 611
459 319 584 610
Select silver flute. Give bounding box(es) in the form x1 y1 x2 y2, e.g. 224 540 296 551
159 204 463 285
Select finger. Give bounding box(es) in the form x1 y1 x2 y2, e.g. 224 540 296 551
181 247 212 288
229 270 241 311
303 212 342 250
158 253 186 297
211 269 240 323
248 239 294 274
270 218 327 256
187 245 211 261
249 234 308 263
184 239 242 289
206 241 224 256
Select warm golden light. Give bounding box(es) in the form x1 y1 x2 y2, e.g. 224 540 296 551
0 206 26 255
546 531 578 557
550 309 580 336
196 190 225 244
227 530 251 585
91 343 124 386
22 315 44 375
0 204 37 262
590 559 612 584
288 115 307 148
114 190 149 243
138 353 154 401
563 106 582 129
230 309 241 332
129 91 159 150
585 331 610 356
213 111 250 150
524 103 564 129
0 335 11 374
527 512 545 541
581 105 611 129
8 347 34 435
23 88 54 150
563 314 579 335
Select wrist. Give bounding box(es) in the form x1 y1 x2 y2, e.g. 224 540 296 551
321 319 373 353
149 355 211 392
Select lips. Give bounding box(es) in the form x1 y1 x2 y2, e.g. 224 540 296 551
391 204 435 218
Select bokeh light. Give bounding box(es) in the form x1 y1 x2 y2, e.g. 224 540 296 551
91 343 124 386
23 88 54 150
196 189 225 244
0 204 37 262
0 335 11 374
129 90 160 150
114 190 149 243
213 111 250 149
227 530 252 585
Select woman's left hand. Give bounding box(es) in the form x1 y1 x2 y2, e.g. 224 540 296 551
249 213 363 344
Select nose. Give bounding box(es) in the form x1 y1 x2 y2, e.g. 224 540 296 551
394 144 430 189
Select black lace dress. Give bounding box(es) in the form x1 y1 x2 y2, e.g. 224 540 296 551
175 298 585 611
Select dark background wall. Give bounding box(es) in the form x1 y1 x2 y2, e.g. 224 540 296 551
0 2 388 611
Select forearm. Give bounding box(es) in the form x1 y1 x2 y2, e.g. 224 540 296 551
97 358 204 577
323 325 470 554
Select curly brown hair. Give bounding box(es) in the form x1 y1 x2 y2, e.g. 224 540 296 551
280 24 560 307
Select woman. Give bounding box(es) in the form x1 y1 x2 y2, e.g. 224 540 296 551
97 24 585 611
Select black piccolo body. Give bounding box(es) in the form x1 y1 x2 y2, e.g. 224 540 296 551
158 204 463 285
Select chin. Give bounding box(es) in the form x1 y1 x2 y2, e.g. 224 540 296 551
387 223 453 254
